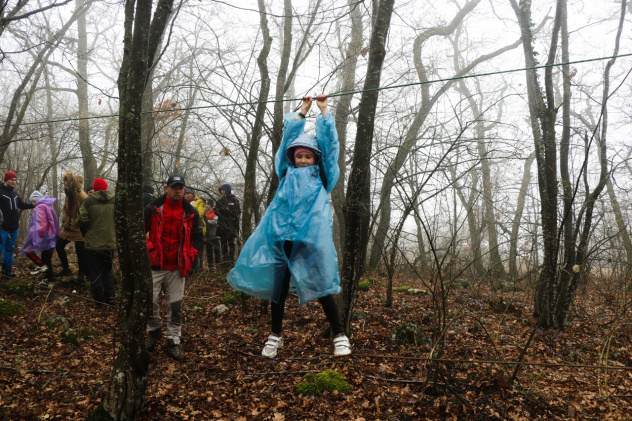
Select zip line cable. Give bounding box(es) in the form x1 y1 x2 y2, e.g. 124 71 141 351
10 52 632 128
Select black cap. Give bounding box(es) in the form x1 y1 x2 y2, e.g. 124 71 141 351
166 175 185 187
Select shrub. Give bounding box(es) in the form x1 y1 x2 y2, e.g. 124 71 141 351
1 279 37 297
295 370 350 396
0 300 26 317
392 323 422 345
357 281 370 292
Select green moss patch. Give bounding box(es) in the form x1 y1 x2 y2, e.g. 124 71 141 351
295 370 350 396
392 323 422 345
1 279 37 297
357 281 370 292
61 326 103 345
0 300 26 317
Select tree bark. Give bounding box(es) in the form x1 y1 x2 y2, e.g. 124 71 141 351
331 0 363 255
340 0 395 334
88 0 174 419
75 0 98 188
241 0 272 241
509 0 563 327
266 0 322 206
509 152 535 278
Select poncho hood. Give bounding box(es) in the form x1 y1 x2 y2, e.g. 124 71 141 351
285 133 322 165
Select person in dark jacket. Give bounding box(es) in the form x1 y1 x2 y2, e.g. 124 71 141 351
142 184 155 208
144 175 203 361
215 183 240 266
0 171 34 277
79 178 116 307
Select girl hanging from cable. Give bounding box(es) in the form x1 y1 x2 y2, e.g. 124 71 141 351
228 94 351 358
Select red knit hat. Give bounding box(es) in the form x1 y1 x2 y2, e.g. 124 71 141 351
4 171 17 182
93 178 108 192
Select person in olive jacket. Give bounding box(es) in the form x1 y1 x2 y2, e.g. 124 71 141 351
79 178 116 306
56 171 89 281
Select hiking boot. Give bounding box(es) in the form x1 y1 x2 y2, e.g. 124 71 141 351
3 272 16 279
166 339 185 361
333 334 352 357
145 330 162 352
56 268 73 277
261 334 283 358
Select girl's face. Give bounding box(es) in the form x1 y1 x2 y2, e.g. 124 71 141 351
295 151 315 167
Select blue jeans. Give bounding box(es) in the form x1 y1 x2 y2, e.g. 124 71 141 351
1 229 18 274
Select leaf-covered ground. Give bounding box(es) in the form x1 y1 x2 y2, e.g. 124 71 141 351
1 261 631 420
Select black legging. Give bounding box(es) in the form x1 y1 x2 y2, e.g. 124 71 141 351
270 241 344 336
56 237 87 274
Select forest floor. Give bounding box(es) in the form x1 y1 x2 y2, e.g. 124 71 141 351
1 259 631 420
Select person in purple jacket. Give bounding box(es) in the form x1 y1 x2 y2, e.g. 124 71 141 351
21 191 59 287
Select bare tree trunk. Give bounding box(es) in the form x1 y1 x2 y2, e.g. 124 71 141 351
331 0 363 256
75 0 98 188
339 0 395 334
450 164 485 277
88 0 174 419
141 81 156 185
265 0 294 207
554 0 627 327
266 0 322 206
455 72 506 279
606 178 632 268
43 68 61 216
241 0 272 241
510 0 564 328
509 152 535 278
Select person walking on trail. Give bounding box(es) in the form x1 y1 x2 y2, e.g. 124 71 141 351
21 191 59 287
56 172 89 282
145 175 204 361
0 171 35 278
204 200 220 270
227 95 351 358
215 183 240 267
79 178 116 307
185 189 206 273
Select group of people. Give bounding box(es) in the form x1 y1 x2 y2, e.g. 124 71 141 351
0 171 116 306
2 95 352 363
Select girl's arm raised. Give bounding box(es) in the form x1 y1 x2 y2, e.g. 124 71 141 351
315 109 340 193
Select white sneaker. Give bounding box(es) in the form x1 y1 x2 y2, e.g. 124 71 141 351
333 334 352 357
37 280 53 288
261 334 283 358
30 266 48 275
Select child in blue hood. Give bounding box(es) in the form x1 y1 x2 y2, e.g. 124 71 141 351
228 95 351 358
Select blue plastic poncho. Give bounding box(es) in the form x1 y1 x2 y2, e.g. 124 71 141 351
21 196 59 256
227 111 341 304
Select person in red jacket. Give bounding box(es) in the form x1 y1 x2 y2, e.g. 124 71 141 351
144 175 203 361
